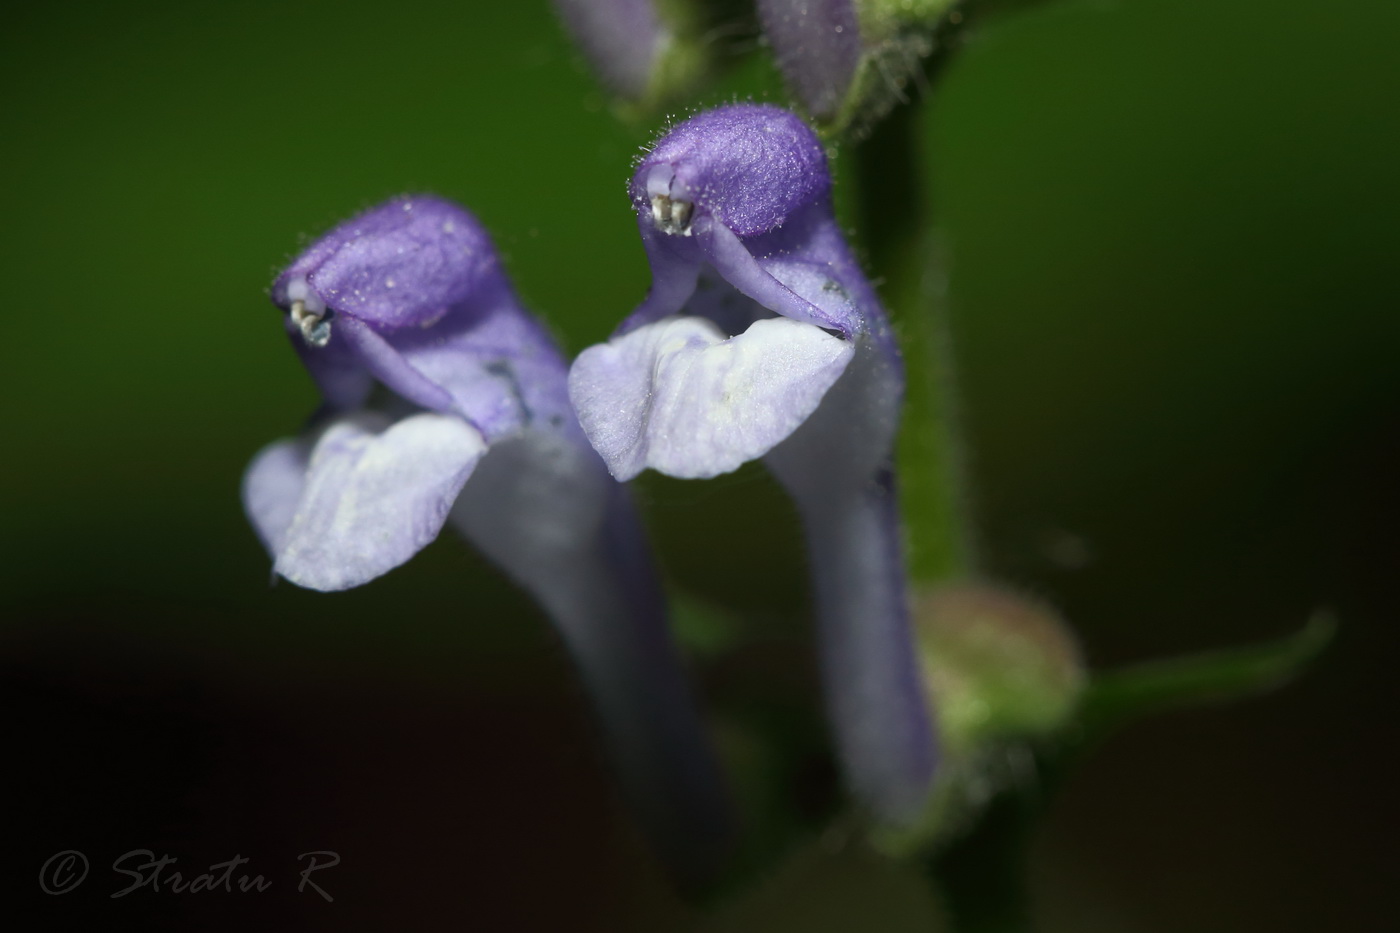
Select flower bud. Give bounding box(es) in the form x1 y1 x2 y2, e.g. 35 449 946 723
552 0 711 109
757 0 962 134
756 0 862 122
862 583 1083 850
913 583 1085 754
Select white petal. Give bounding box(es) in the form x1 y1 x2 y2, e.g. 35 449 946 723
451 428 611 573
569 315 854 481
273 412 487 591
242 437 313 555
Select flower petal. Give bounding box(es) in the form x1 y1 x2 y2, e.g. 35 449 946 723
620 201 869 339
333 317 456 413
451 433 739 883
242 436 313 555
286 320 375 411
385 297 577 442
570 315 854 481
272 196 501 331
630 106 829 237
701 217 863 335
272 412 487 591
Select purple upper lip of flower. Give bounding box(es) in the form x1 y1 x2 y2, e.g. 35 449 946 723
629 105 831 238
614 104 882 342
266 195 577 445
270 195 498 332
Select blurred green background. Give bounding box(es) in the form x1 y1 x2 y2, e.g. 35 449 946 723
3 0 1396 929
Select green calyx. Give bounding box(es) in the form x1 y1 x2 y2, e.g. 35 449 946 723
915 583 1085 756
818 0 963 137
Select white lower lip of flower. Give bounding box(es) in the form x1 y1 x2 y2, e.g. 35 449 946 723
246 411 487 592
569 314 854 481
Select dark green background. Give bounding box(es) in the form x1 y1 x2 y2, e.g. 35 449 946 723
3 0 1395 929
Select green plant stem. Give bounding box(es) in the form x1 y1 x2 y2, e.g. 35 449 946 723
923 772 1041 933
852 33 1003 931
853 96 974 584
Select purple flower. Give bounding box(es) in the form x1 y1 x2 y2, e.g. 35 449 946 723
568 105 939 824
244 195 732 881
570 105 867 480
247 196 582 590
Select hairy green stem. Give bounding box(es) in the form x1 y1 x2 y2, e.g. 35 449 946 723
853 100 974 583
852 43 1017 931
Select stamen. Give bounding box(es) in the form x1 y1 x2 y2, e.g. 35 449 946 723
649 194 694 236
290 299 332 348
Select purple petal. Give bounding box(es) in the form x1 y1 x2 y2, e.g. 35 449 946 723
451 434 738 882
384 294 578 443
699 214 865 334
287 318 375 410
798 477 940 823
307 299 575 443
619 205 866 337
270 412 486 591
271 196 577 443
569 315 854 480
757 0 862 120
620 108 874 341
631 105 830 237
765 338 935 823
272 196 501 331
335 317 456 413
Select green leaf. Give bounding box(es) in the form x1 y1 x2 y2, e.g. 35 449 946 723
1076 612 1336 742
879 614 1334 859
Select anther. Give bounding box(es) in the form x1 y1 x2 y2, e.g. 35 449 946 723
649 195 694 236
290 299 332 348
